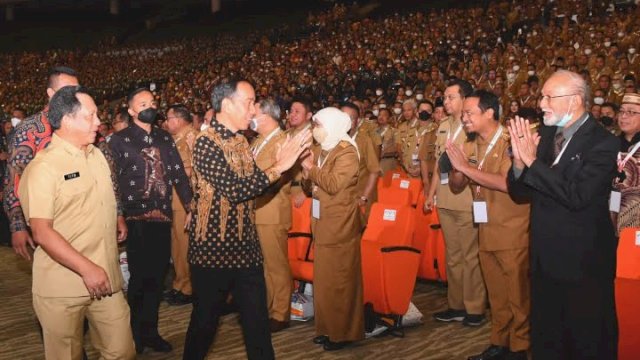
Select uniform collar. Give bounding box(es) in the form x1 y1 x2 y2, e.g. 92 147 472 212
51 133 95 157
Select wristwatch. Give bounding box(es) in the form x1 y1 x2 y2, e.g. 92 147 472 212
360 196 368 203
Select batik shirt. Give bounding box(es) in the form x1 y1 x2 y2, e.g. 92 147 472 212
107 122 192 222
189 120 281 269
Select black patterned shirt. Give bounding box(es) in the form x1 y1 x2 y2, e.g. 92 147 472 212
107 122 192 222
189 120 280 269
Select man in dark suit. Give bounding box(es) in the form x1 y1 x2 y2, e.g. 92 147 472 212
506 70 619 360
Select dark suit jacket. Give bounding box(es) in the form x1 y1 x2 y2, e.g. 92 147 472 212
508 115 620 282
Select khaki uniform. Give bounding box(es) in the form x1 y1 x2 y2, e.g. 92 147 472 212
418 122 439 179
309 142 364 342
19 134 134 360
377 125 398 174
353 131 381 219
251 127 293 322
394 118 419 150
434 116 486 315
463 126 531 351
357 119 382 159
286 123 313 198
171 126 198 295
401 121 437 177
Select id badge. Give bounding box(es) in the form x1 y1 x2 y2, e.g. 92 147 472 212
609 191 621 213
473 201 488 223
440 172 449 185
312 198 320 219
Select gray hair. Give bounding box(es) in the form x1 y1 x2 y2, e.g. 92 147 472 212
258 98 281 122
402 99 417 110
555 70 591 108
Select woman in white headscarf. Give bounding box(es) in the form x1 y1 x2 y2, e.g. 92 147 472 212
301 107 364 351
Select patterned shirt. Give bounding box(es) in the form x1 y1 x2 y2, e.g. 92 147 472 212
3 109 123 233
107 122 192 222
189 120 280 269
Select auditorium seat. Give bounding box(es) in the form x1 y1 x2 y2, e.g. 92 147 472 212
361 202 421 334
377 178 412 206
616 227 640 360
414 192 448 282
380 167 409 187
288 197 314 283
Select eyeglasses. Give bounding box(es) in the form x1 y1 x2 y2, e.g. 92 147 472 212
619 109 640 117
540 93 577 102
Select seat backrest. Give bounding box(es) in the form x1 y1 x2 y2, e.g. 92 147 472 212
289 197 312 235
617 227 640 280
390 177 423 206
363 202 415 246
377 182 412 206
381 169 408 187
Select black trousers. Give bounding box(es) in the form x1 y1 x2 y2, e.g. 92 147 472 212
531 272 618 359
183 265 274 360
126 220 171 340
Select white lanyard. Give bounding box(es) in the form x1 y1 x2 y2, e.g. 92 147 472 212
252 128 281 158
552 117 589 166
413 127 430 150
380 127 389 138
351 130 359 140
475 127 503 196
617 141 640 172
448 123 463 142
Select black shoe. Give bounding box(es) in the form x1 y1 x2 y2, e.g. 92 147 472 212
141 335 172 353
323 340 350 351
505 350 527 360
167 291 193 306
467 345 509 360
462 314 486 327
312 335 329 345
269 319 290 333
163 289 179 302
433 308 466 322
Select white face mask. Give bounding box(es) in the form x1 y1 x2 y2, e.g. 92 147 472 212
613 82 623 90
604 41 611 48
11 117 21 128
376 90 383 96
379 104 387 109
416 94 424 101
593 96 604 105
405 90 413 97
548 96 575 127
393 108 402 115
507 73 516 81
584 49 592 55
513 65 520 71
312 127 327 144
574 42 580 50
372 109 380 116
528 70 535 76
249 118 259 132
630 48 637 54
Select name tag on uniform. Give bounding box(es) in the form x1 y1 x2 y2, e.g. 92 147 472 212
312 199 320 219
64 172 80 180
473 201 488 223
400 180 410 189
609 191 621 213
392 173 401 179
440 172 449 185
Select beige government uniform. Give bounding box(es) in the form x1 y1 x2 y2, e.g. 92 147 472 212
434 116 486 315
309 141 364 342
357 119 382 159
418 122 439 179
377 125 398 174
401 121 437 177
394 118 419 152
353 131 381 220
19 134 135 360
251 127 293 322
463 126 530 351
171 126 198 295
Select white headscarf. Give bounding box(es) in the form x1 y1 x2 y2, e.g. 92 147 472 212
312 107 360 159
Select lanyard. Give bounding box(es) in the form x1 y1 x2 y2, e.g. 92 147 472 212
252 128 281 158
448 123 463 142
379 127 389 138
317 148 337 169
413 127 430 150
552 117 589 166
617 141 640 172
475 127 504 197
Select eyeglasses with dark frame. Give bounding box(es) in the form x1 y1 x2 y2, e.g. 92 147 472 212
540 93 577 102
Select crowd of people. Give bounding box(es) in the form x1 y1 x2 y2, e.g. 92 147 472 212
1 0 640 359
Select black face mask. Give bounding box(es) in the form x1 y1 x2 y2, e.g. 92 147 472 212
137 108 158 124
419 111 431 121
600 116 614 127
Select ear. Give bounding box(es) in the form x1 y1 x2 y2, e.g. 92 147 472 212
127 108 135 118
221 98 232 114
305 112 312 121
46 88 55 99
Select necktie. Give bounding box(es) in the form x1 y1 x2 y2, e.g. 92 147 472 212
553 132 564 158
